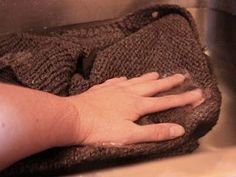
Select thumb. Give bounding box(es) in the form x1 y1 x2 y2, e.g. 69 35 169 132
126 123 185 144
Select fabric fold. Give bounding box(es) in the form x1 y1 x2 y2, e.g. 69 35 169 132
0 4 221 177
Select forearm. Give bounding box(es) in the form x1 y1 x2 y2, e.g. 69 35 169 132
0 83 77 170
0 73 204 171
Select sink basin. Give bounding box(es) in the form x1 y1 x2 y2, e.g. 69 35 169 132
0 0 235 176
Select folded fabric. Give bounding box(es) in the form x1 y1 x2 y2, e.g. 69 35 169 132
0 5 221 177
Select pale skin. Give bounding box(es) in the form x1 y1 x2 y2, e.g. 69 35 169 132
0 72 204 171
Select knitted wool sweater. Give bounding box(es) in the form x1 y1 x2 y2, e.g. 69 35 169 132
0 5 221 177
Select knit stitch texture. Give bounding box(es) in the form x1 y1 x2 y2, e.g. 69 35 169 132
0 5 221 177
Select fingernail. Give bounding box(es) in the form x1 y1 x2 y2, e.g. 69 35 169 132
175 74 185 80
192 97 205 108
170 125 185 137
192 89 203 97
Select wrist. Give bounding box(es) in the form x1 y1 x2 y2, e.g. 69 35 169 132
49 96 80 147
63 94 93 145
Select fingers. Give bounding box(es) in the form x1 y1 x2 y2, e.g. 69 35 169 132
192 97 205 108
92 72 159 89
92 73 183 96
120 72 160 86
126 123 185 144
103 77 127 85
138 89 203 116
127 74 185 96
89 77 127 90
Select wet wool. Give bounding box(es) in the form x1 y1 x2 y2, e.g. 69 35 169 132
0 5 221 177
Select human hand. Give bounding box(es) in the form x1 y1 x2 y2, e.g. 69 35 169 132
65 72 204 146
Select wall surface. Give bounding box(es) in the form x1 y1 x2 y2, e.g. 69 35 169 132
209 0 236 15
0 0 208 34
0 0 235 35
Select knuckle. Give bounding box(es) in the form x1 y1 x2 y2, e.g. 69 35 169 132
166 95 182 105
121 135 133 145
120 76 128 80
133 97 146 112
89 85 99 90
154 125 170 141
148 72 159 77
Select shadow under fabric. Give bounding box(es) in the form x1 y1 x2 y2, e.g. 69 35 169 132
0 5 221 177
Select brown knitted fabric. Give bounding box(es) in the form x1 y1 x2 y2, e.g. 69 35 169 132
0 5 221 177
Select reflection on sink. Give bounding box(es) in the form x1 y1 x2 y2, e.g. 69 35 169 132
67 147 236 177
193 9 236 149
173 6 236 151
